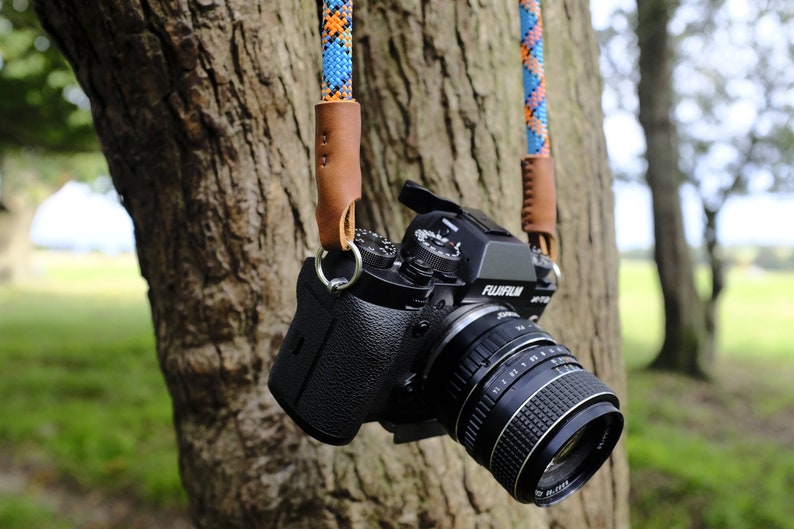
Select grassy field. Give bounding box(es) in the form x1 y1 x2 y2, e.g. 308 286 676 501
0 252 792 528
0 252 183 525
620 260 794 529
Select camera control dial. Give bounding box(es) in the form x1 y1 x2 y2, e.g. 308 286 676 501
405 229 462 273
354 229 397 269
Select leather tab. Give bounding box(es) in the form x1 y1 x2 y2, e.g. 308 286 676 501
521 155 558 261
315 101 362 251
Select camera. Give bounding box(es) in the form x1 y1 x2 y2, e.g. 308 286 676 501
268 181 623 506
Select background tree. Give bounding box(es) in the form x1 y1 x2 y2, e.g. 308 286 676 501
673 0 794 363
0 0 101 281
635 0 710 377
599 0 794 377
36 1 628 528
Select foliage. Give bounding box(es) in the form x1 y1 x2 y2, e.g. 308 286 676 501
0 0 96 154
0 0 105 211
0 149 107 201
596 1 794 206
673 0 794 210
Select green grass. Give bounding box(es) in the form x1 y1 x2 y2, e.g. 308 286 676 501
0 494 71 529
1 253 793 528
0 252 183 507
620 260 794 529
620 260 794 365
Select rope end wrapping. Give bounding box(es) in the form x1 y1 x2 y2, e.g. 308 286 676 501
521 155 557 261
315 101 362 251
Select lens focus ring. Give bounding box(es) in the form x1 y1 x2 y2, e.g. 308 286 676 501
489 369 615 498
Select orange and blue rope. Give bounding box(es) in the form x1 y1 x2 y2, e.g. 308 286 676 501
519 0 550 156
320 0 548 152
321 0 354 101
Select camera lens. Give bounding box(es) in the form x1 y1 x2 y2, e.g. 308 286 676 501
424 305 623 506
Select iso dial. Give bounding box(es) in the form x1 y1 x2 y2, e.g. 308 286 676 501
354 229 398 269
406 229 462 273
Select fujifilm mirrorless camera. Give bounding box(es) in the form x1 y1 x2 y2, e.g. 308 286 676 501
268 181 623 506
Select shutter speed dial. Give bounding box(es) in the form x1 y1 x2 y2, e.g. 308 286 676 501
354 229 397 269
404 229 462 273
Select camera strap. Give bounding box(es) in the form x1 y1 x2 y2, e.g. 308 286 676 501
518 1 558 261
315 0 361 252
314 0 557 261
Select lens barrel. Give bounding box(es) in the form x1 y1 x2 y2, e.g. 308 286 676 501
424 305 623 506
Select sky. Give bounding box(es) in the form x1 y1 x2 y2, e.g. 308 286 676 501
30 182 135 253
614 182 794 249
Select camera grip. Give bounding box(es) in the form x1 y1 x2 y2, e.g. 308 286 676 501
268 260 416 445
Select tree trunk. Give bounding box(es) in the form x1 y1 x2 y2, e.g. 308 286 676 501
37 1 627 528
702 206 723 367
0 168 36 282
635 0 709 379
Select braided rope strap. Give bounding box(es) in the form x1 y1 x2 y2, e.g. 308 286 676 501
316 0 361 251
519 0 557 260
322 0 354 101
520 0 550 156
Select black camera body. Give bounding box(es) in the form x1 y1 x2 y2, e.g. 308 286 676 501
269 181 623 506
269 181 555 442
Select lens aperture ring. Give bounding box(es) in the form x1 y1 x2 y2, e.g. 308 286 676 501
489 369 617 499
447 323 529 401
458 344 577 454
444 318 554 407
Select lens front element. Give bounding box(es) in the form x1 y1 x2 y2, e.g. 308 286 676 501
425 305 624 506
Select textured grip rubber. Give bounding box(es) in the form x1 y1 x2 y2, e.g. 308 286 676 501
489 370 614 493
268 259 416 444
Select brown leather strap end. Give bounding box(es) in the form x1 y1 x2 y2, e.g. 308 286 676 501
521 155 558 261
315 101 363 251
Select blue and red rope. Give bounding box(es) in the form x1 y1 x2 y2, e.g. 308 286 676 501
519 0 550 156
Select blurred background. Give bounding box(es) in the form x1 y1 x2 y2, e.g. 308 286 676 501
1 0 792 528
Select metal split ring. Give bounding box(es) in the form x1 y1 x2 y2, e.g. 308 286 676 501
314 240 363 293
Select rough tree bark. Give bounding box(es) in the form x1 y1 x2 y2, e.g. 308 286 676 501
37 1 628 528
0 195 36 282
635 0 710 378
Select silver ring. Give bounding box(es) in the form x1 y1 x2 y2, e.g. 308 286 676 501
314 240 363 293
